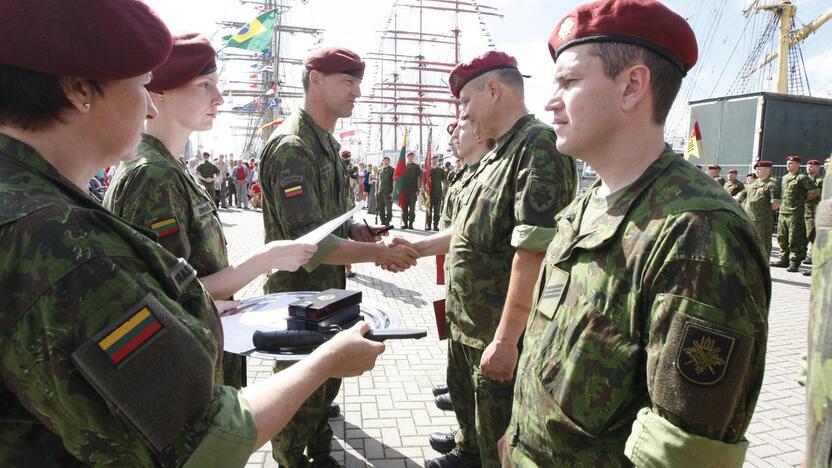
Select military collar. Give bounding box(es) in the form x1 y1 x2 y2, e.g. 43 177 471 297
298 109 341 158
139 134 179 164
0 132 101 209
554 147 678 258
492 114 535 154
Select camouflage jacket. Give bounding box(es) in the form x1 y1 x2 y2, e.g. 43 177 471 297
714 175 726 187
104 134 229 280
429 166 447 197
439 164 474 231
807 176 832 467
744 177 780 225
259 109 354 293
806 175 824 217
724 180 745 197
505 149 770 467
403 162 422 191
0 134 256 466
447 115 576 349
195 160 220 193
780 172 819 215
377 165 394 194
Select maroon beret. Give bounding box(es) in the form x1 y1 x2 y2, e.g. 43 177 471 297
747 173 757 178
0 0 172 80
146 33 216 93
754 160 773 168
708 164 721 170
447 120 459 136
305 47 365 80
728 169 737 174
808 160 821 166
448 51 519 98
340 150 352 159
549 0 697 75
786 155 801 163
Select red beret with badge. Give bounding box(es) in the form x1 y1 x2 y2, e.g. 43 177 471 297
548 0 698 75
146 33 217 93
808 160 821 166
0 0 172 80
340 150 352 159
305 47 365 80
754 160 773 168
786 155 802 163
448 51 519 98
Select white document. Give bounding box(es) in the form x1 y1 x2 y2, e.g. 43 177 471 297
296 201 366 245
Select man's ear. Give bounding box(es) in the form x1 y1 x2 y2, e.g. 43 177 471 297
620 64 651 114
486 79 502 103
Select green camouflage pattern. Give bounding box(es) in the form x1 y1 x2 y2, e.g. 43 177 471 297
259 109 350 466
807 174 832 468
724 180 745 197
440 165 474 231
446 340 514 467
778 172 818 263
744 177 780 256
427 166 447 228
195 160 220 195
104 134 243 388
504 149 770 466
446 114 576 350
807 175 824 244
377 165 394 224
714 175 726 187
780 172 819 216
0 133 256 466
401 162 422 225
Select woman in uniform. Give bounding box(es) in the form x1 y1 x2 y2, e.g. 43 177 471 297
0 0 384 465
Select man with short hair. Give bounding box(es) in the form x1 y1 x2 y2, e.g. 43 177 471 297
724 168 744 199
707 164 725 186
232 159 250 209
804 159 824 272
744 160 780 256
426 155 447 231
772 155 820 272
409 50 576 468
216 154 229 208
503 2 769 466
401 151 422 229
377 156 394 225
259 47 419 468
196 152 220 204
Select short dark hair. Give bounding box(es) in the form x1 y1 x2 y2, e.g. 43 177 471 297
469 68 525 98
0 64 105 131
588 42 683 124
301 68 311 92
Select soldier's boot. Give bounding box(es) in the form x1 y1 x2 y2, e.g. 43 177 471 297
426 448 482 468
435 393 454 411
770 259 789 268
787 261 800 272
310 454 342 468
804 257 813 265
803 269 812 276
432 383 449 396
429 431 457 454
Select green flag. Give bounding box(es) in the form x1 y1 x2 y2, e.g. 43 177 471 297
392 132 409 208
225 10 277 53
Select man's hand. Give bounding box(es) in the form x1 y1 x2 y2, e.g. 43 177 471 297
480 339 519 382
316 321 386 378
350 222 387 243
375 242 419 272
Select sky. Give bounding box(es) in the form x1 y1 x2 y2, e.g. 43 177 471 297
144 0 832 158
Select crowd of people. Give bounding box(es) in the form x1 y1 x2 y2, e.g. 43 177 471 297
1 0 831 467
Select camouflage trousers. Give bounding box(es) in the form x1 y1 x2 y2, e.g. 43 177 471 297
447 339 515 468
402 190 418 225
749 215 774 257
222 353 246 389
271 360 341 467
806 210 817 244
377 191 393 225
426 195 443 228
778 213 807 263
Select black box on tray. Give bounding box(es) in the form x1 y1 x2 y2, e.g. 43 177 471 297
288 289 362 321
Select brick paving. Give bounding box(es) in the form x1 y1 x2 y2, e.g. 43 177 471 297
217 206 812 468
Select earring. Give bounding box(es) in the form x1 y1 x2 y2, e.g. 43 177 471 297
83 103 90 111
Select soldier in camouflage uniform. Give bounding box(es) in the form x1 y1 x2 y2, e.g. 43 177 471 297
807 157 832 467
724 168 745 198
377 156 394 225
744 160 781 256
401 151 422 229
426 155 448 230
0 3 384 465
504 2 770 466
707 164 726 187
401 51 576 468
804 159 824 273
105 33 318 389
772 155 820 272
196 152 220 198
259 48 419 468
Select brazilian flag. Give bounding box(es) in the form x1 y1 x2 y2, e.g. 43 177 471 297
225 10 277 53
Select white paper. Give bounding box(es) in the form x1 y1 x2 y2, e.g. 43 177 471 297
220 294 301 354
296 201 366 245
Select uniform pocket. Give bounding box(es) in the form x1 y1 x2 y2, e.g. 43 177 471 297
459 180 501 248
533 292 640 437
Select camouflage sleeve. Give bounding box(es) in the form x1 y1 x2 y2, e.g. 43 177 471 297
0 254 256 466
511 128 576 252
769 180 781 204
804 176 821 195
106 164 194 261
261 135 340 270
625 211 768 465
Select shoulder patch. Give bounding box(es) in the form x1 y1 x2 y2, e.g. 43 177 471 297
150 216 180 237
675 321 736 386
526 176 558 214
192 202 213 218
280 175 306 199
96 305 164 367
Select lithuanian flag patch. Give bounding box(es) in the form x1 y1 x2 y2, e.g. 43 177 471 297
150 216 180 237
284 185 304 198
97 307 163 366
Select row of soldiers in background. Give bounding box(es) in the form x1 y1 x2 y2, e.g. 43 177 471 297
707 157 825 274
192 152 260 209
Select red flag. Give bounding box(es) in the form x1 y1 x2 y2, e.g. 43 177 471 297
392 132 409 208
339 129 357 139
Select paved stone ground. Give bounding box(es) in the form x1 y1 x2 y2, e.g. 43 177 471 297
217 206 812 468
